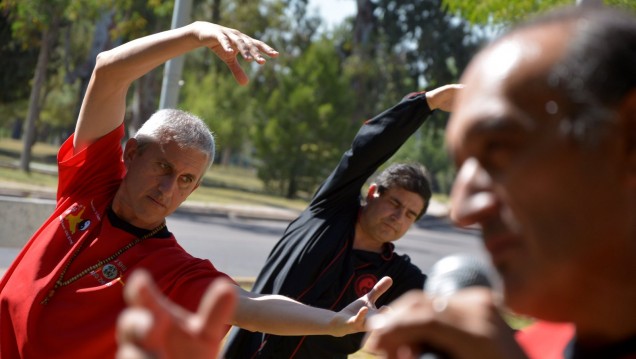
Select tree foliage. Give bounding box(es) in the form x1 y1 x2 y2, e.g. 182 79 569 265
253 36 358 198
0 0 173 170
442 0 636 25
1 0 483 195
0 13 38 105
344 0 482 193
179 0 286 167
180 69 255 166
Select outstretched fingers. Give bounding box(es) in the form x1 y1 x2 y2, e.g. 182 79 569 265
117 270 176 357
117 271 238 359
366 276 393 305
225 29 278 64
197 279 237 341
211 27 278 85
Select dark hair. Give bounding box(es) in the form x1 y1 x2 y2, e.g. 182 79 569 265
516 6 636 144
374 163 432 219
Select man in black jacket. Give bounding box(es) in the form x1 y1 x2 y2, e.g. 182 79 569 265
223 84 461 358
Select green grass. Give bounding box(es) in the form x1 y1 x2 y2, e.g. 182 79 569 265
0 138 443 212
0 138 308 210
0 138 59 163
0 166 59 188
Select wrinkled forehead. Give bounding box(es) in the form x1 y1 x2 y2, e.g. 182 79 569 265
149 139 210 177
446 24 572 153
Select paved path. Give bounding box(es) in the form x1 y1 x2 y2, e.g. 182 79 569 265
0 181 457 281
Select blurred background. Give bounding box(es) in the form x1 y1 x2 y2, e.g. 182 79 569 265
1 1 631 357
0 0 631 202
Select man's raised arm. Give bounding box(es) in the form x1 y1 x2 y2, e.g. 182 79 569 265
74 22 278 153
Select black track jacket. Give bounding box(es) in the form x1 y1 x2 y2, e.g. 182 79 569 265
223 93 433 359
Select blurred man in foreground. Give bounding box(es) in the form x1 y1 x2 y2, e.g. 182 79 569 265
368 5 636 359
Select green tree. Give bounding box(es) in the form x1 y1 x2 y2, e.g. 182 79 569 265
178 0 286 166
443 0 636 25
0 0 173 171
253 37 358 198
1 0 67 172
0 13 38 106
347 0 482 193
248 0 482 196
112 1 172 134
0 12 38 139
180 71 255 166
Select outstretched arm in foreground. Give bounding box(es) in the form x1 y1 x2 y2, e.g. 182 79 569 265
117 273 392 358
117 270 237 359
233 276 393 337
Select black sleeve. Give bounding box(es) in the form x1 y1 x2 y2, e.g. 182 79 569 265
310 92 433 208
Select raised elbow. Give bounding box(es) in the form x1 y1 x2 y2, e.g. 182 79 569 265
93 50 117 77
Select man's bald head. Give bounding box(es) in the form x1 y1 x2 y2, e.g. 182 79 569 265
451 5 636 153
445 5 636 319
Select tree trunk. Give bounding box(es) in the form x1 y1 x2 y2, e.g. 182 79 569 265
130 70 160 135
67 10 114 121
20 15 60 172
211 0 221 23
220 147 231 166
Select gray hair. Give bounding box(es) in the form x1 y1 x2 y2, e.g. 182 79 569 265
134 109 216 169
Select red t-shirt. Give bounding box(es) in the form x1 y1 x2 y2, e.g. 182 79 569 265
0 125 230 359
516 321 575 359
517 320 636 359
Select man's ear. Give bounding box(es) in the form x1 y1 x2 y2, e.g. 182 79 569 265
367 183 380 201
619 89 636 186
122 138 139 167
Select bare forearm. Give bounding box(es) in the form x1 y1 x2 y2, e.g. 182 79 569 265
75 24 200 149
231 277 391 337
74 21 277 152
93 24 198 87
233 293 349 336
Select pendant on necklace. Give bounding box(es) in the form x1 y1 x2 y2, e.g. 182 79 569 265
102 263 119 279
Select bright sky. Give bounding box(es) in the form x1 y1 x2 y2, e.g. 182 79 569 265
307 0 356 28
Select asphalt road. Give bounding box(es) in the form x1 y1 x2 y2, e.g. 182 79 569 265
167 212 486 279
0 212 487 281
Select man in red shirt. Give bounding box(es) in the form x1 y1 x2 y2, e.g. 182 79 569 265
0 21 391 359
367 4 636 359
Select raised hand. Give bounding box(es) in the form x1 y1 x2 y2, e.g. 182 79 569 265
425 84 464 112
331 276 393 337
193 22 279 85
366 288 526 359
116 270 237 359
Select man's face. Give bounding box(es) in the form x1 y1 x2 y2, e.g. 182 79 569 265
358 185 425 249
445 26 630 319
115 139 208 229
